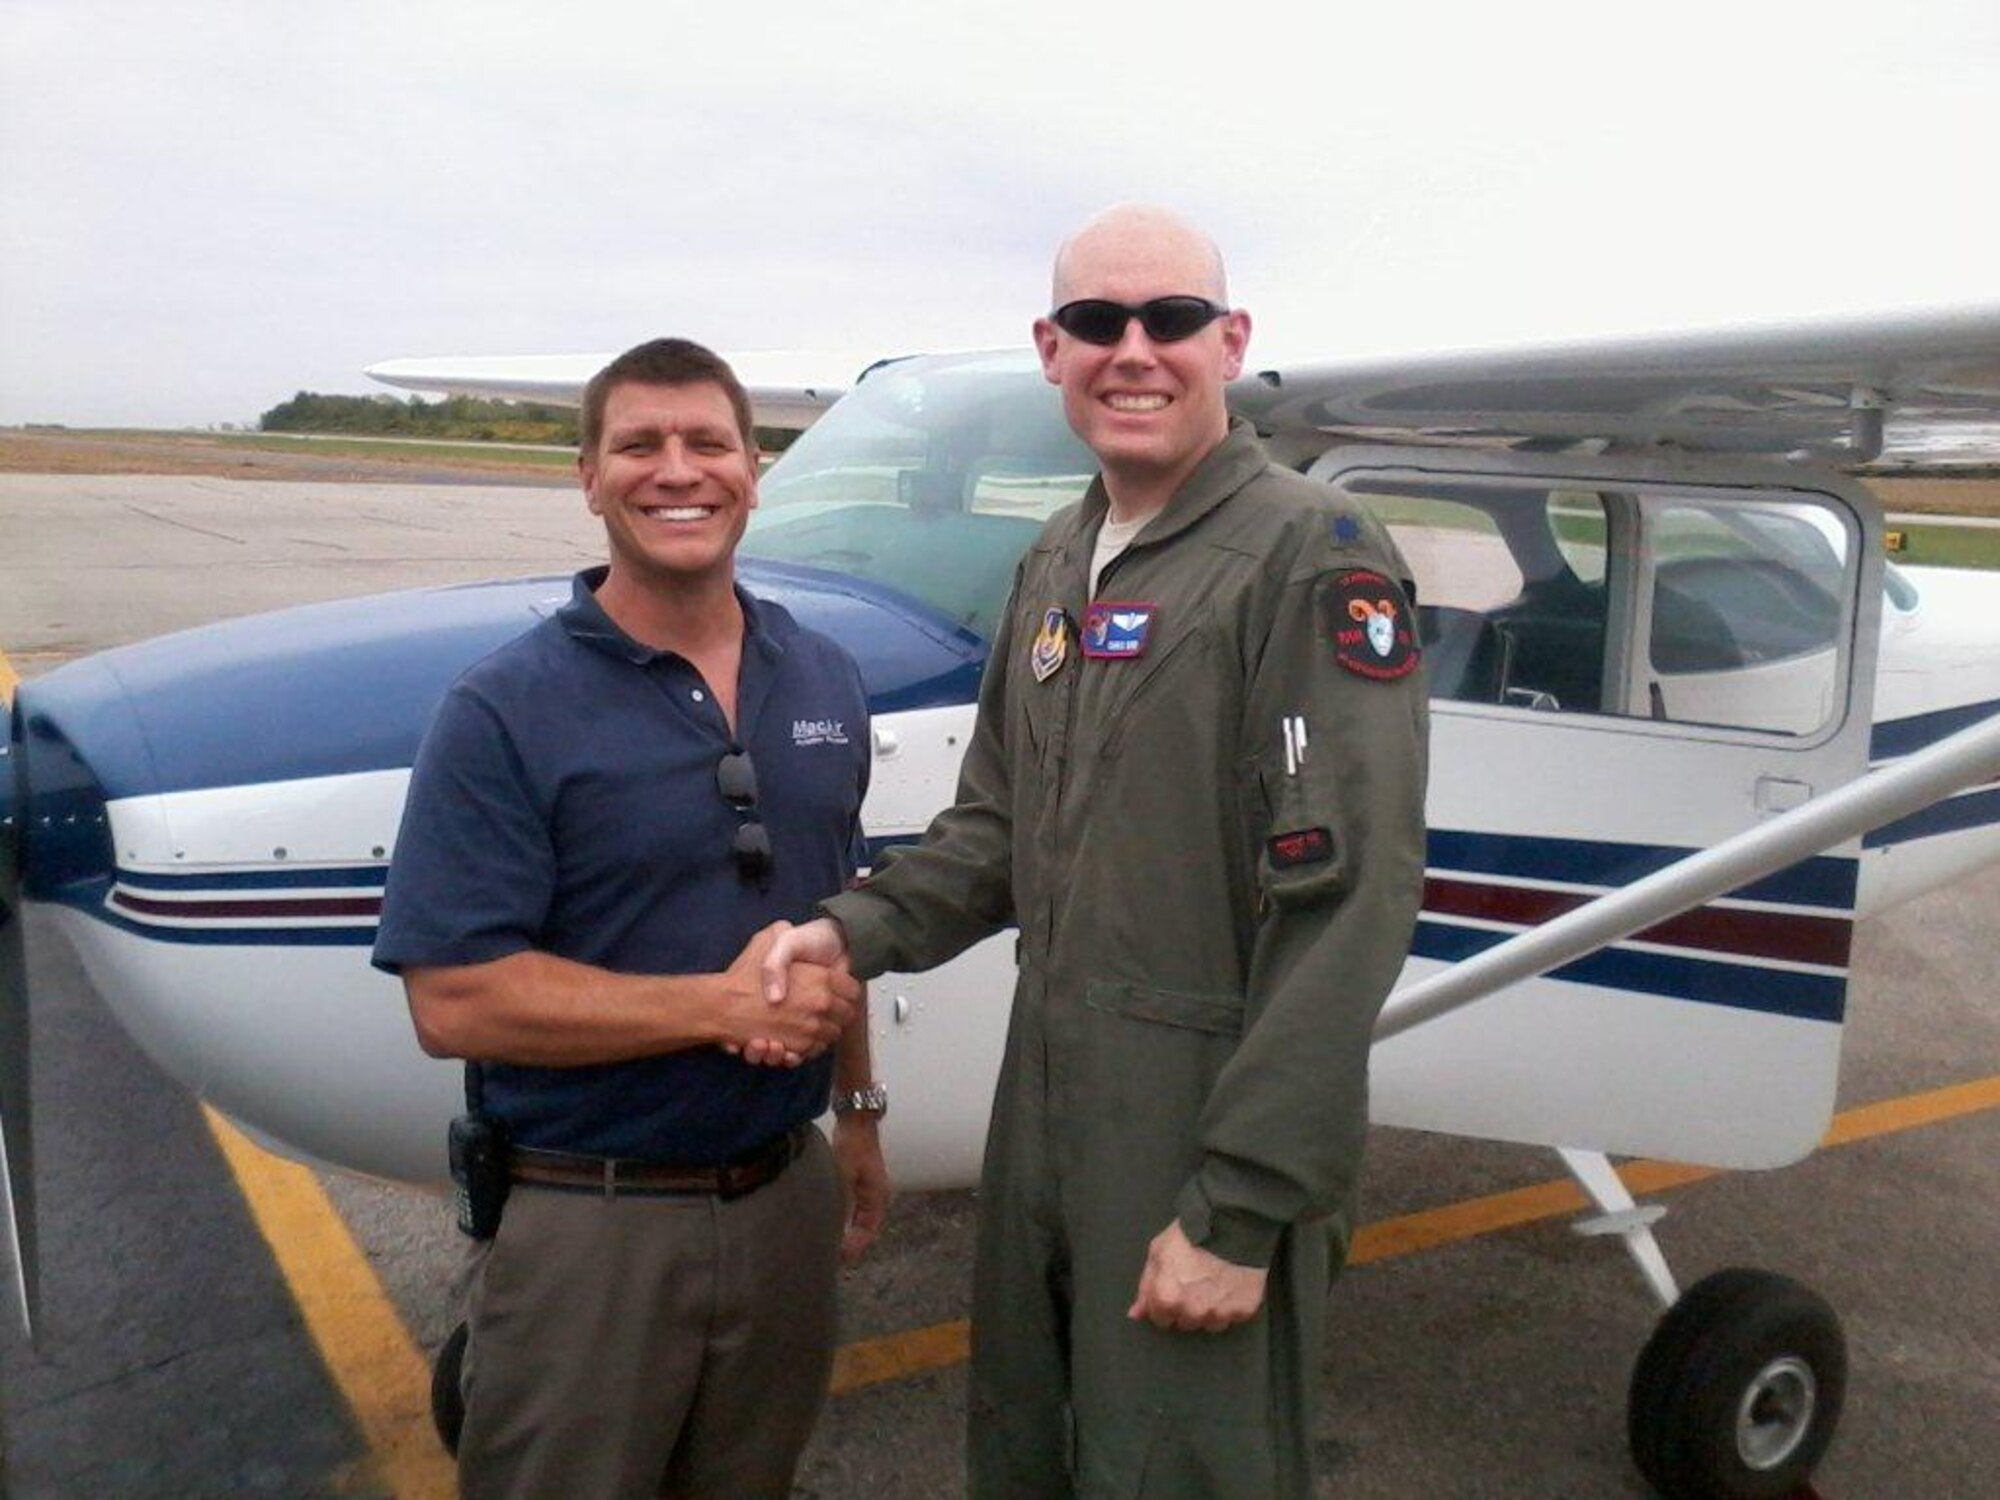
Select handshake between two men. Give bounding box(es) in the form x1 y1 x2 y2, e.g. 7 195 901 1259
723 917 857 1067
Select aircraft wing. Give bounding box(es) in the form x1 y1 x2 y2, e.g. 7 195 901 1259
1235 303 2000 464
364 349 885 432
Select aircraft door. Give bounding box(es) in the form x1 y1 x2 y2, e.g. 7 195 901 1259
1310 447 1884 1169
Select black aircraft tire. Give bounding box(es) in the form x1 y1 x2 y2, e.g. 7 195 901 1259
431 1320 469 1456
1628 1268 1846 1500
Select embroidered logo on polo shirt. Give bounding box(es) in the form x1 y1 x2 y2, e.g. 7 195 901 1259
792 718 849 747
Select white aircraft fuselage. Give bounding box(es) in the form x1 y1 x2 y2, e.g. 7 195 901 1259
13 337 2000 1195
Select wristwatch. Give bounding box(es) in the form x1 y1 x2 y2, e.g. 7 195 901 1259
831 1083 889 1118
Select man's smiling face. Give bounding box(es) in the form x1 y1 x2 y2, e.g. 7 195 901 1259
1033 212 1249 494
579 379 758 590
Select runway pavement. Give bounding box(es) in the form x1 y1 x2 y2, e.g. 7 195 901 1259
2 473 1997 1497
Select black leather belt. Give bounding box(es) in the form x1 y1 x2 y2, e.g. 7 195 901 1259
508 1123 810 1200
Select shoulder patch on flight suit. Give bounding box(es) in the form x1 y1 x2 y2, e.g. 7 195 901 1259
1031 606 1070 682
1327 569 1420 681
1330 512 1362 545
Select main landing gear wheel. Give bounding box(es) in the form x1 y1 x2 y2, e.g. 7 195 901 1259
1628 1268 1846 1500
431 1320 469 1455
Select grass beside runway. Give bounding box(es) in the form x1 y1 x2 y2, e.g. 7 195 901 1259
210 433 576 469
1884 522 2000 570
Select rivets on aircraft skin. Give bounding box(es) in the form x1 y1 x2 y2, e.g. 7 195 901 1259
273 847 288 860
372 846 386 859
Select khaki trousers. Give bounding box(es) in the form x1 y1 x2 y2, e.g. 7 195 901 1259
458 1128 842 1500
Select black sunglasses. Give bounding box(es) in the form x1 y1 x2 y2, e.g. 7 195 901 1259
716 747 774 887
1048 296 1227 346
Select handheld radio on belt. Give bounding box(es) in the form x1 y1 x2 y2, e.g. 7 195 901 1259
448 1064 510 1240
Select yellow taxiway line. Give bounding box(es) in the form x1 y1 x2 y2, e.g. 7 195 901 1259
204 1108 458 1498
828 1072 2000 1394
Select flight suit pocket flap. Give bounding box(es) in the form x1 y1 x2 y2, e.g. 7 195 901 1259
1084 980 1245 1037
1259 822 1346 908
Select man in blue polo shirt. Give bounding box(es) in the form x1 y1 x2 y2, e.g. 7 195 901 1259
373 337 888 1500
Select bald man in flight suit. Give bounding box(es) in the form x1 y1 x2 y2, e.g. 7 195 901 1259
761 206 1429 1498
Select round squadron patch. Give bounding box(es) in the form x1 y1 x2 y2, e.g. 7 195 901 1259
1328 569 1419 681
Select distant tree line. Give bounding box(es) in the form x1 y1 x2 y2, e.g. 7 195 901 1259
257 391 798 452
259 392 580 445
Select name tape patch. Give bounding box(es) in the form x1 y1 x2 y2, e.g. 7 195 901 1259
1081 601 1157 660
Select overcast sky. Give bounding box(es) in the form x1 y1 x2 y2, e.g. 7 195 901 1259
4 0 1997 428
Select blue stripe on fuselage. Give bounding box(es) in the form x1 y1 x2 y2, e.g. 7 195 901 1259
1869 695 2000 761
1409 919 1845 1023
1425 829 1857 910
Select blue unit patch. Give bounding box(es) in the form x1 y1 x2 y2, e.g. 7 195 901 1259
1332 513 1362 544
1081 601 1156 660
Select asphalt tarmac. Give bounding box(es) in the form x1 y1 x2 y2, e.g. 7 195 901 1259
2 474 1997 1498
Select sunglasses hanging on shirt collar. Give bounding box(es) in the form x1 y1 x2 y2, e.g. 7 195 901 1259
715 746 774 888
1048 296 1228 346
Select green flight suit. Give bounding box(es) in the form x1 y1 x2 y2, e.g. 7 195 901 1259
824 421 1429 1499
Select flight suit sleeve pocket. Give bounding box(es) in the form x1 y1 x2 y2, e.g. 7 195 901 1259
1084 980 1246 1037
1258 822 1347 909
1246 745 1349 910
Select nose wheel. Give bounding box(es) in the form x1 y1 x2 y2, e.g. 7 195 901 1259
1627 1268 1846 1500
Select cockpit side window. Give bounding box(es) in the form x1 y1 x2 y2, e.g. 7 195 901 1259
1639 501 1849 735
1326 468 1856 739
1336 477 1610 711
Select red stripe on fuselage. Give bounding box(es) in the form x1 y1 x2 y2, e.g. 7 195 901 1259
110 890 383 921
1422 876 1852 969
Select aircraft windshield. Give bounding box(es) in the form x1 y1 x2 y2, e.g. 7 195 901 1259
746 352 1096 643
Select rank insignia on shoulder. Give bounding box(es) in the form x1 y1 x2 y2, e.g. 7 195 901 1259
1081 600 1156 660
1328 569 1420 681
1268 826 1334 868
1031 606 1070 682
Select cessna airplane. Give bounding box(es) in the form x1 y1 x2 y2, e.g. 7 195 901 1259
8 303 2000 1499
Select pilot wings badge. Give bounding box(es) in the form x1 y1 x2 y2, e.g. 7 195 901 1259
1031 606 1070 683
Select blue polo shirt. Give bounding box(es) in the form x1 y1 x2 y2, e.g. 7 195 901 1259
373 567 871 1162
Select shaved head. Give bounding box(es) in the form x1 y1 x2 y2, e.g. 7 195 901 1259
1050 204 1229 308
1035 204 1249 517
